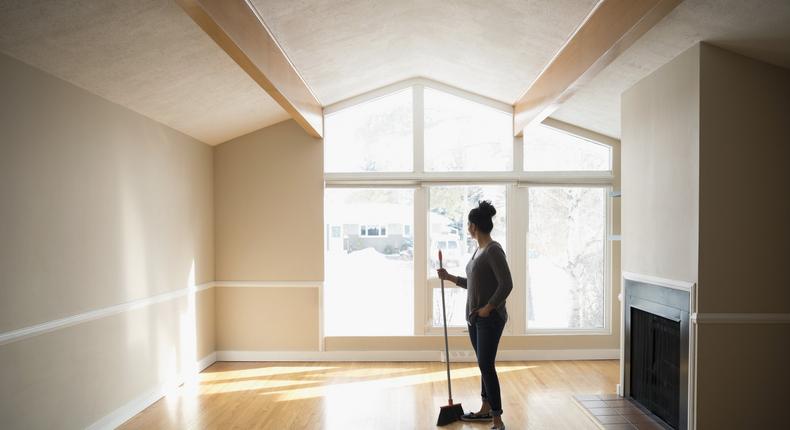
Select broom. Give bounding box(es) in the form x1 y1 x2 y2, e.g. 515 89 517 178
436 249 465 426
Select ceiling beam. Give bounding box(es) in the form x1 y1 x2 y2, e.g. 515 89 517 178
513 0 682 136
177 0 323 138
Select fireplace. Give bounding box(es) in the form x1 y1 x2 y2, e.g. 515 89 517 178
622 273 694 430
631 307 680 427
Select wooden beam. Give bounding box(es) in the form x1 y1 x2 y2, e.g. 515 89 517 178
514 0 682 136
177 0 323 138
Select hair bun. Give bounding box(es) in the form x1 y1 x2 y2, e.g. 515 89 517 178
478 200 496 218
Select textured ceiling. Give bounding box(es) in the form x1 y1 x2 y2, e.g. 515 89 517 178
553 0 790 139
0 0 289 145
2 0 788 144
251 0 598 106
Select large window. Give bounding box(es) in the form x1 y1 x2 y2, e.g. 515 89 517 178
527 187 606 329
324 88 413 172
428 185 507 327
323 80 614 337
424 88 512 172
324 188 414 336
523 124 612 171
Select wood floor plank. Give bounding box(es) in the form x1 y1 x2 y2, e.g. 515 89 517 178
119 360 618 429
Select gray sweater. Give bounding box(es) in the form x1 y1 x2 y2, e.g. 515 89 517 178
455 241 513 325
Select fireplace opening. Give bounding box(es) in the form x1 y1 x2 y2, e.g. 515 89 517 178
630 307 681 429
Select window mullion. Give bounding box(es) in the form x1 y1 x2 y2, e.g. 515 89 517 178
523 186 531 332
413 85 426 335
508 185 528 335
513 135 524 173
413 84 424 174
413 186 428 335
510 133 525 334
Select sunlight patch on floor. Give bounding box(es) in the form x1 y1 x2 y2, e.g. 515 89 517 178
200 365 338 382
307 366 424 378
268 365 538 401
201 378 318 394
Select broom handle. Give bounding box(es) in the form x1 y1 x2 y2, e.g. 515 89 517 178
439 251 454 404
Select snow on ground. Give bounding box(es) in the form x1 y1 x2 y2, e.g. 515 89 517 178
325 248 414 335
527 257 575 328
325 250 588 333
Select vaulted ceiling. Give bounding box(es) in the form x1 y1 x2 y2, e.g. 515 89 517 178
0 0 289 145
1 0 789 144
553 0 790 138
250 0 598 106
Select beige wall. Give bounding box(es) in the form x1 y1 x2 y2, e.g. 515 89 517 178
0 297 199 429
698 45 790 313
212 120 324 352
196 288 216 359
695 324 790 429
621 44 700 284
213 120 324 281
215 287 319 351
0 53 214 428
622 43 790 428
695 44 790 429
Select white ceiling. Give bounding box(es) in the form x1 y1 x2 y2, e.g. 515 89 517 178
0 0 289 145
553 0 790 139
1 0 789 144
250 0 598 106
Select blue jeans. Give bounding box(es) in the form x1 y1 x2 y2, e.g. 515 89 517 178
468 310 506 417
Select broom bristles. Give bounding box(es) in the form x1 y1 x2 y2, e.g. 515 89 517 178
437 402 464 426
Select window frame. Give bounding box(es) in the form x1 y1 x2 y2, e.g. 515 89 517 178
324 78 615 338
323 86 414 173
521 183 613 336
423 182 512 335
422 86 514 172
323 187 416 337
522 121 614 172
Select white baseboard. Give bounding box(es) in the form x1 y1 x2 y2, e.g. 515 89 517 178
217 350 439 362
216 349 620 362
198 352 218 371
86 352 218 430
499 348 619 361
442 349 619 362
86 384 168 430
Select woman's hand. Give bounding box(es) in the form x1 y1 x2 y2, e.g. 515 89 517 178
436 268 454 283
476 304 495 318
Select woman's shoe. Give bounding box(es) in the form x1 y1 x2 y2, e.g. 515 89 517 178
460 411 493 422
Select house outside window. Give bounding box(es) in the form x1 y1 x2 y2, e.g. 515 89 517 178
359 225 387 237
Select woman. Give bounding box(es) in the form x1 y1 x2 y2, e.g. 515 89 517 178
437 200 512 430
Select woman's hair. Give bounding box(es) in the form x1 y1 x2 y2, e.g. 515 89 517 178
468 200 496 234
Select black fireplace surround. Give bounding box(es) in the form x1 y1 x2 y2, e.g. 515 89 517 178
624 281 690 430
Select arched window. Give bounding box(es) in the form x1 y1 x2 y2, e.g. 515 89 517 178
424 88 512 172
323 79 615 337
324 88 413 172
523 123 612 171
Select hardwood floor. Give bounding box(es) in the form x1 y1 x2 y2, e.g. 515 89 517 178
120 359 618 429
